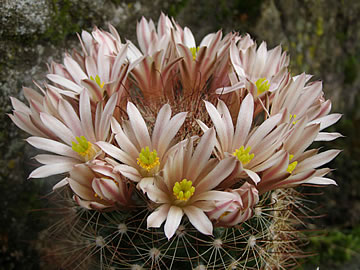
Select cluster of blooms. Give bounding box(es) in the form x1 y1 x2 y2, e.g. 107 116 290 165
10 13 342 240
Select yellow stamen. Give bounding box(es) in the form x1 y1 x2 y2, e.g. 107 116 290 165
287 154 298 173
90 75 105 88
219 211 230 220
94 193 103 199
189 47 200 60
137 146 160 172
173 179 195 201
289 114 298 125
255 78 270 95
233 146 254 165
72 136 97 161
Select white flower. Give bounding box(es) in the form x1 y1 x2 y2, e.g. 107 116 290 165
98 102 187 192
145 129 237 239
198 94 285 185
26 90 118 188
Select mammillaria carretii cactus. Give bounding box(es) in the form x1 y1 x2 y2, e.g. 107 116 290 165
9 13 342 269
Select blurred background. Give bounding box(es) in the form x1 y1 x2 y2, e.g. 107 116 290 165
0 0 359 269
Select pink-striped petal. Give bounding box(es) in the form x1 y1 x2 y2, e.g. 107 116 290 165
79 90 96 142
196 157 236 192
243 168 261 184
47 74 83 93
58 99 82 137
127 102 151 149
193 190 237 202
147 204 171 228
305 177 337 186
114 164 142 182
144 183 169 204
64 56 87 84
152 104 172 151
183 206 213 236
157 112 187 158
34 154 77 165
233 94 254 149
40 112 76 145
9 112 46 137
315 132 344 141
295 150 341 172
307 113 342 131
97 141 135 167
52 178 68 190
26 137 79 159
29 162 77 178
68 178 94 200
164 206 184 239
246 112 282 148
205 100 228 152
187 128 216 180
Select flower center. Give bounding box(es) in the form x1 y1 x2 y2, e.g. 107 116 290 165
289 114 298 125
233 146 254 165
287 154 298 174
137 146 160 172
173 179 195 201
189 47 199 60
255 78 270 95
72 136 97 161
90 75 105 88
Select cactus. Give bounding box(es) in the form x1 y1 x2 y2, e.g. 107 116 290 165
9 13 341 269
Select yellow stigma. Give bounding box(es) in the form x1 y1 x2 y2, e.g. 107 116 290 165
137 146 160 172
233 146 254 165
90 75 105 88
173 179 195 201
255 78 270 95
287 154 298 174
189 47 200 60
289 114 298 125
72 136 97 160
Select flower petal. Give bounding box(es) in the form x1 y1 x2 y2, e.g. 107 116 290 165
196 157 236 192
40 112 76 145
58 99 82 137
147 204 171 228
305 177 337 186
26 136 79 159
80 90 96 142
295 150 341 173
187 128 216 180
144 183 169 203
47 74 83 93
233 94 254 149
97 141 135 167
204 100 228 152
29 162 77 178
164 206 183 239
127 102 151 149
315 132 344 141
243 168 261 184
183 206 213 236
113 164 141 182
